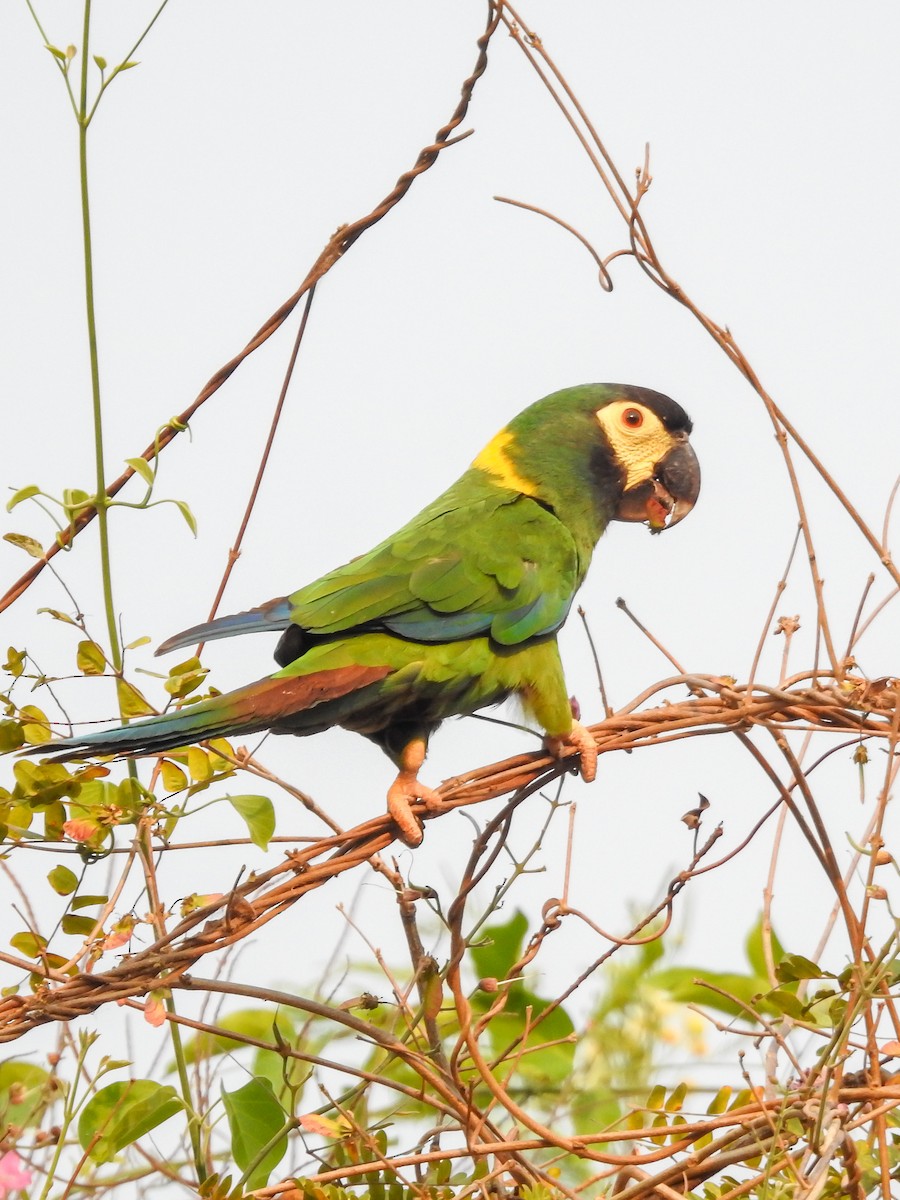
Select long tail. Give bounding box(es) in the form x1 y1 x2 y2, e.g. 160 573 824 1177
156 596 293 656
30 663 391 761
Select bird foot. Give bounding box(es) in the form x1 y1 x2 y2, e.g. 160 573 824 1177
387 772 443 847
545 720 597 782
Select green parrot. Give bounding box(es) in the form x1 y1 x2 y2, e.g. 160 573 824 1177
34 384 700 844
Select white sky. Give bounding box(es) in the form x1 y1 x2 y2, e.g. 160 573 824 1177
1 0 899 1086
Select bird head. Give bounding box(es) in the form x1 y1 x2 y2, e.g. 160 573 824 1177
594 392 701 532
474 384 700 538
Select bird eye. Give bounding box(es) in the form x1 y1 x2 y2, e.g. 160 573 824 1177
622 407 644 428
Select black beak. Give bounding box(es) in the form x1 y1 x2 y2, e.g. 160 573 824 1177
615 435 701 531
656 437 701 527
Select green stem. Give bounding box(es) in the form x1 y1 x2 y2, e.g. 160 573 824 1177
137 823 208 1183
77 0 122 676
165 991 208 1184
36 1032 99 1200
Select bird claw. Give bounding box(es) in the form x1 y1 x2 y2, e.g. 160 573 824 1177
386 774 443 847
545 720 597 782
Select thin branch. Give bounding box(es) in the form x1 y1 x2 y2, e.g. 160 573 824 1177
0 2 501 615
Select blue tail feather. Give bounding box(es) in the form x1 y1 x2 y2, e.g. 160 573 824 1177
25 661 393 763
156 596 293 656
34 693 245 761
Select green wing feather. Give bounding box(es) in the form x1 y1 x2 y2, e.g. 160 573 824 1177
288 471 581 647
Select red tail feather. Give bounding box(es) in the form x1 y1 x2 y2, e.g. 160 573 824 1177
228 664 392 725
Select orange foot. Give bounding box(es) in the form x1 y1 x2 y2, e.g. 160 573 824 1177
386 738 442 846
544 720 598 782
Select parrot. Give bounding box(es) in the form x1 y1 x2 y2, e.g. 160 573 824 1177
31 384 700 845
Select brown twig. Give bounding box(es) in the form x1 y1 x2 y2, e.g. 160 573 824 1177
0 2 501 616
199 284 317 651
497 1 900 606
1 674 895 1042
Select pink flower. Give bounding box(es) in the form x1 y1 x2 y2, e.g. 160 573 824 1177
0 1151 32 1196
102 915 136 951
63 818 97 843
102 928 132 951
143 991 167 1028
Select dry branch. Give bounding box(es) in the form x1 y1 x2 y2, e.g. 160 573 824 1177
0 672 894 1044
0 1 500 615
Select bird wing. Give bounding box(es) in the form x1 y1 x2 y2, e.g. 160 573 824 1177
289 476 581 648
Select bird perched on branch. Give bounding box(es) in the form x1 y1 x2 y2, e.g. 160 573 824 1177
35 384 700 844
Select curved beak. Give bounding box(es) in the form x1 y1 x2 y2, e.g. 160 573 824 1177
615 435 701 531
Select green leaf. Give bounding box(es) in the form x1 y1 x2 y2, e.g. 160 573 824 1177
708 1086 732 1114
125 457 154 485
44 800 66 841
93 54 107 70
12 760 39 794
4 533 45 559
48 865 78 896
97 1058 132 1074
744 916 785 978
765 988 807 1020
78 1080 182 1164
227 794 275 851
10 932 47 959
62 915 98 937
470 910 528 981
164 656 207 698
0 1061 54 1134
116 777 146 817
62 488 91 517
473 981 575 1088
3 646 26 677
6 485 40 512
38 607 79 626
20 704 51 745
160 760 187 793
173 499 197 536
650 967 770 1018
646 1084 667 1111
116 60 140 72
187 746 211 783
7 804 33 836
222 1077 288 1190
828 997 848 1025
71 893 108 911
116 678 155 718
40 952 70 973
0 721 24 753
775 954 827 983
207 739 236 775
45 44 68 61
77 640 107 676
124 636 150 651
76 780 118 810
